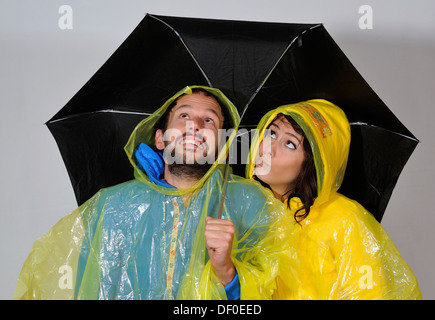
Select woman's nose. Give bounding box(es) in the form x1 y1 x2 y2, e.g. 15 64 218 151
259 139 274 157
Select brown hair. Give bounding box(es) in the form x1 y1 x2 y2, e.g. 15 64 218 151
155 88 231 133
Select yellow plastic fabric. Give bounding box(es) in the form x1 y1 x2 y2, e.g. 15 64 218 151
247 99 422 299
13 86 289 300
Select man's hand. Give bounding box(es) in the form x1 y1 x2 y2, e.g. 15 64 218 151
204 216 236 286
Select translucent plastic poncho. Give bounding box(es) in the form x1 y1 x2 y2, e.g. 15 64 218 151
13 86 287 300
247 100 422 299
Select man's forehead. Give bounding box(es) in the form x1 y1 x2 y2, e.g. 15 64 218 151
172 104 221 117
171 93 224 117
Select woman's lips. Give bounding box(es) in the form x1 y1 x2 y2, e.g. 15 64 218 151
254 157 271 174
255 157 265 167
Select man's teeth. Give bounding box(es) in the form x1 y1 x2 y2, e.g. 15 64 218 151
185 139 203 148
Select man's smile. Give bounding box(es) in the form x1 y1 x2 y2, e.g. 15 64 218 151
182 137 205 150
176 133 208 152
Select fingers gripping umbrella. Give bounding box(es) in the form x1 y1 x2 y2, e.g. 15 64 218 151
47 14 418 222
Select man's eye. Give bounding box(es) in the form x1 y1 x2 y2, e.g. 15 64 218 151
205 118 215 124
179 113 189 119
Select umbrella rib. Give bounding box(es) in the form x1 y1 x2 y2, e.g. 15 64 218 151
239 24 324 120
149 15 212 87
46 110 153 124
350 122 419 142
368 182 381 197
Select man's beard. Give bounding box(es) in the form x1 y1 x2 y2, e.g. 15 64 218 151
168 162 213 181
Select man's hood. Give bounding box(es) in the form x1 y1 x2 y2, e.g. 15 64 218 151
124 85 240 195
247 99 351 208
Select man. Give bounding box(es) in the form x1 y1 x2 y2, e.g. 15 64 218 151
153 88 237 288
13 86 285 300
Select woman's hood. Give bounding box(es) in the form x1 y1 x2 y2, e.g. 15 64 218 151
247 99 351 208
124 85 240 195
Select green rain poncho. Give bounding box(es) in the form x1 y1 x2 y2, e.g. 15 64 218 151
13 86 287 300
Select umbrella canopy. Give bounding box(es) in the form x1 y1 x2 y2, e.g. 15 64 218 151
47 14 418 222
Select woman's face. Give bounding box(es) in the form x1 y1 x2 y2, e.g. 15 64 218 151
255 116 306 199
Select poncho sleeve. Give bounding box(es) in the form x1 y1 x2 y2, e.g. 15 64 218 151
12 191 108 300
12 208 84 300
273 196 422 300
326 200 422 299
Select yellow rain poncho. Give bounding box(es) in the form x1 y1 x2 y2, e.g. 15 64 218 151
13 86 286 300
247 99 422 299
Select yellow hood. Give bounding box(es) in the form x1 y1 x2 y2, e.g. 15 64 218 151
247 99 350 208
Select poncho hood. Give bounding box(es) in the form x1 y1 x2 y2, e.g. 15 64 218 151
247 99 350 209
125 85 240 195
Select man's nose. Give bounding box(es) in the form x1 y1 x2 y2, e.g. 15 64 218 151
187 118 204 132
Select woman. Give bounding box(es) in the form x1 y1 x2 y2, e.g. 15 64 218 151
247 99 422 299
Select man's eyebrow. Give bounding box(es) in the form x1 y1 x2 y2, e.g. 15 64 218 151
171 104 191 113
270 123 302 143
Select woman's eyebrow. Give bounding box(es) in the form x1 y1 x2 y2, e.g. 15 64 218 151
270 122 302 143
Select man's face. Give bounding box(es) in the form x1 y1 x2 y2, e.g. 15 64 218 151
155 92 225 166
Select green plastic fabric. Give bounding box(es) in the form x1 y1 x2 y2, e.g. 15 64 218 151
13 86 288 300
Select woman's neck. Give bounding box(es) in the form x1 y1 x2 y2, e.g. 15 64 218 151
270 185 294 203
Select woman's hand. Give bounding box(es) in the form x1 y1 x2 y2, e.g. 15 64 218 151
204 216 236 286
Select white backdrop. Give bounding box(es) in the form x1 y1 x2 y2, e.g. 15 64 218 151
1 0 434 299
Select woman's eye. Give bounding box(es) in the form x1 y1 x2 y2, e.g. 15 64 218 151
264 130 276 139
285 141 296 150
205 118 214 124
179 113 189 119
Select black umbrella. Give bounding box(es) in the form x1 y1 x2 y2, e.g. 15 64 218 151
47 14 418 222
